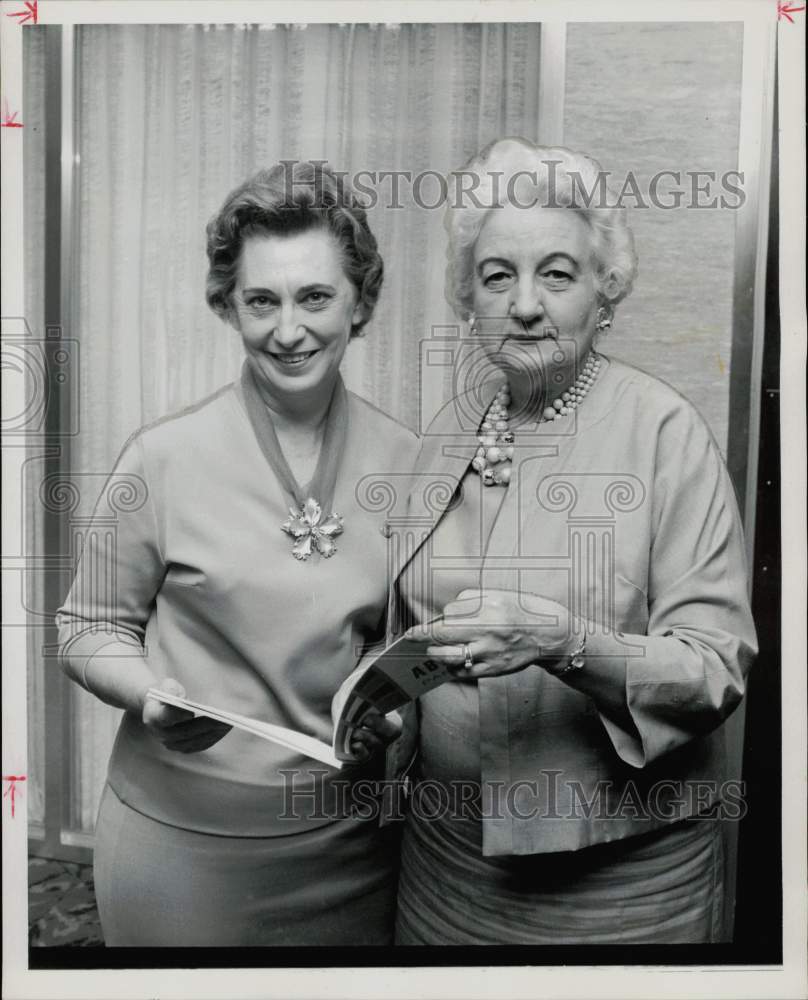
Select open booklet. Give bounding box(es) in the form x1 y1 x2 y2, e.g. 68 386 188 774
146 621 447 770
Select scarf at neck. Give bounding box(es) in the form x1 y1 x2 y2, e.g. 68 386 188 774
240 361 349 560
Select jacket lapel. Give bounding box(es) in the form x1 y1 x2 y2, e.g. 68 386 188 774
390 378 501 584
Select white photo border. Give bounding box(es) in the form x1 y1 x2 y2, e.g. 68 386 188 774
2 1 805 998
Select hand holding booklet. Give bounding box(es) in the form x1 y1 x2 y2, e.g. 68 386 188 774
146 621 447 770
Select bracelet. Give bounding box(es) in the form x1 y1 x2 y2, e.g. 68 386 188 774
544 632 587 678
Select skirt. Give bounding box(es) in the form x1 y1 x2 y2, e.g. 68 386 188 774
395 784 724 945
94 783 399 946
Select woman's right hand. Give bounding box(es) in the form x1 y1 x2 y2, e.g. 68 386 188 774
141 679 233 754
348 709 403 763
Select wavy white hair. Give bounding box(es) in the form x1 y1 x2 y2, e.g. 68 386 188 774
444 137 638 320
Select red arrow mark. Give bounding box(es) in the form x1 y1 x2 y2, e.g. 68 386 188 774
1 98 23 128
778 1 806 22
2 775 26 818
5 1 37 25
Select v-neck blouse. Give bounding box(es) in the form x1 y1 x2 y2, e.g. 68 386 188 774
56 381 419 836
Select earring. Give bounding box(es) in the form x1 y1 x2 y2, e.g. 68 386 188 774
468 311 478 334
595 305 613 332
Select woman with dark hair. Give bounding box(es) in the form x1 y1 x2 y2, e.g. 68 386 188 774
56 161 416 946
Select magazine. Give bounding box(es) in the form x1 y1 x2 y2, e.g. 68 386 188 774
146 622 447 769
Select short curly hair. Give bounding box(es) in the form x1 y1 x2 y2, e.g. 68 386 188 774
444 137 638 321
206 161 383 337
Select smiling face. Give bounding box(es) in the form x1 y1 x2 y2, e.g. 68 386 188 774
232 228 363 411
471 203 601 405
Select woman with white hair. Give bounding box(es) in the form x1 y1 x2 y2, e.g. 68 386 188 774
392 138 757 944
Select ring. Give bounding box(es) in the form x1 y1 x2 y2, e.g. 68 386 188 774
462 644 474 670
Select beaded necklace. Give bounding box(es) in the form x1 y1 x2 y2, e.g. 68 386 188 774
471 352 602 486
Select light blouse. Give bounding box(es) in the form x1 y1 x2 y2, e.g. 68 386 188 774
57 380 419 836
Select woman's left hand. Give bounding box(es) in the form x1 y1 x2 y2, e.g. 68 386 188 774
415 588 578 679
349 709 403 763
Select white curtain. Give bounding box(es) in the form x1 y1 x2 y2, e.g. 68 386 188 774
64 22 543 833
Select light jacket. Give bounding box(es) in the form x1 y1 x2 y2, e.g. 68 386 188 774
384 356 757 856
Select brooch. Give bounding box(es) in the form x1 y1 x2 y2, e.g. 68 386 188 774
281 498 344 560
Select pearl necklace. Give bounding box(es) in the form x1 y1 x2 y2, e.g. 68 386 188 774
471 352 602 486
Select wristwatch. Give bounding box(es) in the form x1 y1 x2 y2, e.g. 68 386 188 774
545 632 587 678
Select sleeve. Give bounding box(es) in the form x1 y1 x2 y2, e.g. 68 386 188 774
596 407 758 768
55 433 167 690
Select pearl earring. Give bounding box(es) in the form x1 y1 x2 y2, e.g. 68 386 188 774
468 311 478 334
595 306 613 332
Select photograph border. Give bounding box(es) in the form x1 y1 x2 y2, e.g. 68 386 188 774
2 2 805 998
